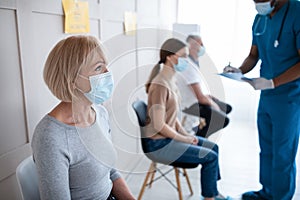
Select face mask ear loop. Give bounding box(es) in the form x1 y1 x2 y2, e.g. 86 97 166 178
75 74 90 94
78 74 89 80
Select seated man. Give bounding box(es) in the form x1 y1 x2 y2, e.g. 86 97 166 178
176 34 232 138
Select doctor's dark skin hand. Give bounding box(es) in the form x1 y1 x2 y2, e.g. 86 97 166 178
224 0 300 200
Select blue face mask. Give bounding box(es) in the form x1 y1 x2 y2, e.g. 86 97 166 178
197 46 206 57
174 57 189 72
255 1 274 15
83 71 114 104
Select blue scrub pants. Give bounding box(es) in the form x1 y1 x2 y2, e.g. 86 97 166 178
143 136 220 198
257 95 300 200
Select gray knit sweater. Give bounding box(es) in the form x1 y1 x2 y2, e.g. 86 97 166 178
31 105 121 200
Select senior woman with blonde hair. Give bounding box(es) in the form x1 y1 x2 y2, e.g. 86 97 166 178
31 35 135 200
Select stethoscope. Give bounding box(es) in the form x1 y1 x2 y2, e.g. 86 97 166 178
274 1 290 48
254 1 290 48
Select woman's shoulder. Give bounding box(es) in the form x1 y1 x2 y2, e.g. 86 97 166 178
31 115 71 168
32 115 71 146
151 74 172 89
148 82 170 95
35 114 74 131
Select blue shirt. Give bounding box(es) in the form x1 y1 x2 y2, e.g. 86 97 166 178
252 0 300 98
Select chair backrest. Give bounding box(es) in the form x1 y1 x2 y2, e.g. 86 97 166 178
16 156 40 200
132 100 149 153
132 100 147 127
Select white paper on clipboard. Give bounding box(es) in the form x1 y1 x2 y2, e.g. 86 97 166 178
218 72 253 82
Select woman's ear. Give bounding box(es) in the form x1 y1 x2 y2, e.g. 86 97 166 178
165 55 174 66
167 54 176 62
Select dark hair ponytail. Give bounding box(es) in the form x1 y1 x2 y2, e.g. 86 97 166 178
145 38 186 93
145 63 161 93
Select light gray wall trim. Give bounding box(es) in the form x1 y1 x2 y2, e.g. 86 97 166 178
0 0 16 9
100 0 135 21
15 0 35 142
31 0 101 19
0 144 31 182
0 0 32 183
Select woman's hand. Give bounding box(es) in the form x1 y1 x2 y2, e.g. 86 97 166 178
191 135 198 145
185 135 198 145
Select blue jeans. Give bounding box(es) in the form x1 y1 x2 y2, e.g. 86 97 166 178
143 136 220 198
257 96 300 200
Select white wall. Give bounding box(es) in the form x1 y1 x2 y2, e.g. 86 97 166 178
178 0 260 123
0 0 178 199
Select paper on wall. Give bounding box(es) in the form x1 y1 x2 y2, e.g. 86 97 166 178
62 0 90 34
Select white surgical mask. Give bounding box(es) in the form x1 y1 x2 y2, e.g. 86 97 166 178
255 1 274 15
80 71 114 104
197 46 206 57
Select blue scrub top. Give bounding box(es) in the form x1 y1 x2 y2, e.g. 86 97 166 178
252 0 300 99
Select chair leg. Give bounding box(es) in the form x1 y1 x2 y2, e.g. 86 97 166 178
148 163 156 188
183 168 193 195
138 162 156 200
174 167 183 200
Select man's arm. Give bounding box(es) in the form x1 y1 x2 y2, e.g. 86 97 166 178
190 83 220 110
239 45 259 74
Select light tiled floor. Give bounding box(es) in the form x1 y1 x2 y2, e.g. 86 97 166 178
123 120 300 200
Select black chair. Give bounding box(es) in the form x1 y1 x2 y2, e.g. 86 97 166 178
132 100 199 200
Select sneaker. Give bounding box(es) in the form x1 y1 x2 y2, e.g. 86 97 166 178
242 191 267 200
200 195 233 200
215 194 233 200
215 196 233 200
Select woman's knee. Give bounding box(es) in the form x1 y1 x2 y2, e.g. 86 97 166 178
212 143 219 153
197 137 219 153
199 149 218 162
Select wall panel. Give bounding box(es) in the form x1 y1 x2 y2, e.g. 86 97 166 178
0 0 178 199
0 8 27 156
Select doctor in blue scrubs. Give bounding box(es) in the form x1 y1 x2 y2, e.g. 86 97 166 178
224 0 300 199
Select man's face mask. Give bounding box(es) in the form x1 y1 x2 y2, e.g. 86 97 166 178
80 71 114 104
197 46 206 57
255 0 274 15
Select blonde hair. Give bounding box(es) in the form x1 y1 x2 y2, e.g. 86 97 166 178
43 35 106 102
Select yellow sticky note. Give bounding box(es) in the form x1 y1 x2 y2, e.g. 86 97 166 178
62 0 90 33
124 11 137 36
